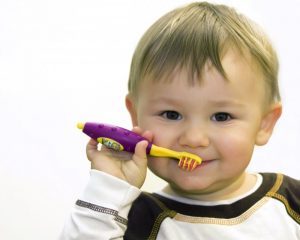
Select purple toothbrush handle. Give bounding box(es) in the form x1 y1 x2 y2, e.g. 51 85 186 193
82 122 152 154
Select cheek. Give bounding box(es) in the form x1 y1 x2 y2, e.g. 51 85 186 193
152 131 174 147
147 157 161 171
141 123 177 147
147 156 173 181
216 131 255 165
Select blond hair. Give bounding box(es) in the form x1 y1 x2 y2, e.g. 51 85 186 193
128 2 280 103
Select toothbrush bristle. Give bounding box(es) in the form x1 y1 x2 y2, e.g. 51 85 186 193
178 157 185 169
178 157 200 171
190 160 198 171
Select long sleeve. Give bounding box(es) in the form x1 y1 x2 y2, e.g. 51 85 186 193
59 170 141 240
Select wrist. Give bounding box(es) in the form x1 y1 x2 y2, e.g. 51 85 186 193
80 170 142 218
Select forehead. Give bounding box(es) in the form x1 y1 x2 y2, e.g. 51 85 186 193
137 48 267 106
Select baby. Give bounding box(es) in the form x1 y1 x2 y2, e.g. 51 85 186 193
61 2 300 239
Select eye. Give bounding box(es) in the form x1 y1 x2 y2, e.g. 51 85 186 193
160 111 182 120
211 112 232 122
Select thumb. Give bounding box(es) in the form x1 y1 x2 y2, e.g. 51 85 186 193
86 138 99 161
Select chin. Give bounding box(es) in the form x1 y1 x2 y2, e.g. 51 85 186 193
170 183 209 196
166 173 214 194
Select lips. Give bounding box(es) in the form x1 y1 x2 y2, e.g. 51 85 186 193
191 159 216 169
175 158 216 171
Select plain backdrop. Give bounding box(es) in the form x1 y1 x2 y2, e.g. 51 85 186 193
1 0 299 239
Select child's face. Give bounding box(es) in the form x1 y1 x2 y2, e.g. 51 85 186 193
127 49 279 196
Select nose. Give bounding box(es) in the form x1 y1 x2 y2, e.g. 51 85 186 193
179 124 210 148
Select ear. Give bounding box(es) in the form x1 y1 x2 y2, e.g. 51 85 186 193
255 103 282 146
125 94 138 126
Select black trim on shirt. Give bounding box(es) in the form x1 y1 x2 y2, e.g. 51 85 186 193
152 173 277 218
269 174 300 224
125 192 176 240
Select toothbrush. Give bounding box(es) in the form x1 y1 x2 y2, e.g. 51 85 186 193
77 122 202 171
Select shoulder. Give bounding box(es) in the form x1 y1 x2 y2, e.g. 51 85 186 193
125 192 175 240
262 172 300 200
261 172 300 224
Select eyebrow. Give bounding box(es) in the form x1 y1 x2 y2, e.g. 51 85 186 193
207 100 245 108
148 97 185 106
149 97 245 108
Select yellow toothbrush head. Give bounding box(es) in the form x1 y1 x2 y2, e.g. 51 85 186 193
177 152 202 171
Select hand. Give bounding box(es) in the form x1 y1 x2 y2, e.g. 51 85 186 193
86 127 153 188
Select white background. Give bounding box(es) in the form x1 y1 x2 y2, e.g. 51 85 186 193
0 0 299 239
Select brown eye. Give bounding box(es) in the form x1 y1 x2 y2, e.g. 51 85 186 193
212 112 232 122
161 111 182 120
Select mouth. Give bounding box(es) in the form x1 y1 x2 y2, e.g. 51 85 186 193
166 156 216 171
179 159 216 171
196 159 216 167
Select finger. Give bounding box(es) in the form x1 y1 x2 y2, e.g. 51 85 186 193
132 126 143 135
141 130 154 142
86 138 100 161
86 138 98 151
131 126 154 142
132 140 148 168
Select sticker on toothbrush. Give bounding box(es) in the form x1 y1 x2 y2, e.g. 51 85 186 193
97 137 124 151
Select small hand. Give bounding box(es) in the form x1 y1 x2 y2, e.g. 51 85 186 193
86 127 153 188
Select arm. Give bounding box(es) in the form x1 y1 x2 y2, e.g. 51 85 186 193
59 170 141 240
60 128 151 239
